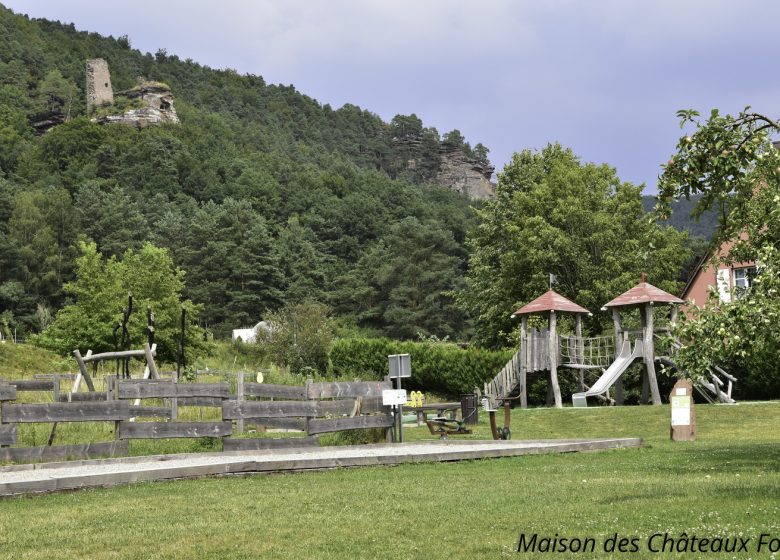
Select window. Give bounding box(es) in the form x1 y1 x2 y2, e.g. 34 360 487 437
733 266 757 298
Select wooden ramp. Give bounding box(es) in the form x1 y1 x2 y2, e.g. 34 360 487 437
0 438 642 497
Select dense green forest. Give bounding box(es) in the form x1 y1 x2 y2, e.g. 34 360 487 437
0 6 704 349
0 5 489 341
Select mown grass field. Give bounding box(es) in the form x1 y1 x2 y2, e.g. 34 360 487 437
1 401 778 559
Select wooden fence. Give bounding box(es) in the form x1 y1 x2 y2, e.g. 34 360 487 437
0 377 394 463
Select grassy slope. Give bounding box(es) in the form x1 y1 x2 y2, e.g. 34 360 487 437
0 402 778 559
0 344 72 379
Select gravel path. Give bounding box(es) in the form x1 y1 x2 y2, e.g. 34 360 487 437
0 438 641 496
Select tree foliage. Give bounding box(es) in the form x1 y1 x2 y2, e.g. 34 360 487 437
258 301 333 375
33 242 206 362
462 143 689 347
659 108 780 395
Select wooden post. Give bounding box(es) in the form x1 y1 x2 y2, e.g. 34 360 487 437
171 369 179 421
107 375 120 441
548 311 562 408
519 315 528 408
575 315 584 391
670 305 678 327
611 309 624 405
643 303 662 405
143 343 159 380
670 378 695 441
236 372 244 434
73 349 96 392
47 374 61 446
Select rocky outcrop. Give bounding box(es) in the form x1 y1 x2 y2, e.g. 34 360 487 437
95 81 179 127
434 146 496 199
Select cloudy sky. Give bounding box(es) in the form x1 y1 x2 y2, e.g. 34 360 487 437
5 1 779 192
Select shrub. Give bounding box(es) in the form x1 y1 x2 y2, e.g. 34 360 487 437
328 338 513 397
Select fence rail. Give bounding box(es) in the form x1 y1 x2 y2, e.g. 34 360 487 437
0 376 394 463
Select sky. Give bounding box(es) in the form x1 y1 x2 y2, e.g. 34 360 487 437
5 0 780 193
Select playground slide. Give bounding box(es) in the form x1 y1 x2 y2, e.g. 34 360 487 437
571 340 642 407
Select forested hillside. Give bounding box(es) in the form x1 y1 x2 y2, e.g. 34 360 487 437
641 193 720 240
0 6 711 349
0 5 487 340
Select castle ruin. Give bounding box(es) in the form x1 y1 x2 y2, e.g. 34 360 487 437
86 58 114 112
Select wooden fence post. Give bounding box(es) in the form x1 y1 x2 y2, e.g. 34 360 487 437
236 372 244 434
171 369 179 421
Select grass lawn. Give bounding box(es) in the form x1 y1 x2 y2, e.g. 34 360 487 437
1 402 778 559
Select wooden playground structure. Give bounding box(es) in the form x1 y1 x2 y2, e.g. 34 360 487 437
482 276 736 422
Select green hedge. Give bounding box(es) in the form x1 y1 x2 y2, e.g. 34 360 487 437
328 338 514 397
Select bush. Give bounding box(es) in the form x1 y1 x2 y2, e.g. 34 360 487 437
328 338 513 397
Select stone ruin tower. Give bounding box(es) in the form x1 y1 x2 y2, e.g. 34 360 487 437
86 58 114 112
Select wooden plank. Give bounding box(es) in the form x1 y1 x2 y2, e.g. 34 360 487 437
177 397 225 407
222 436 319 451
307 414 394 435
8 379 54 392
0 441 128 464
242 383 307 400
129 406 172 419
0 384 17 401
0 425 17 446
117 381 230 399
118 421 232 439
360 396 390 414
33 373 77 380
222 399 357 419
2 401 131 423
223 400 316 419
307 381 390 399
244 417 306 431
81 349 147 363
63 392 108 402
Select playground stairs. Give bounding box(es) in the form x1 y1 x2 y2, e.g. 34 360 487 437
482 347 525 407
654 335 737 404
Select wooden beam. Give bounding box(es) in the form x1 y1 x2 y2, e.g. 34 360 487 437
611 308 624 405
222 399 357 420
2 401 131 423
0 441 128 464
118 421 232 439
65 391 108 402
177 397 225 407
242 383 307 400
359 396 390 414
548 311 562 408
520 316 528 408
7 380 54 392
128 406 172 419
643 303 662 405
143 343 159 380
81 349 148 363
117 381 230 399
72 350 96 392
222 436 320 451
244 417 306 431
0 425 17 446
307 414 394 435
307 381 390 399
0 384 17 401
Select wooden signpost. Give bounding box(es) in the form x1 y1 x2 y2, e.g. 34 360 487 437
670 378 695 441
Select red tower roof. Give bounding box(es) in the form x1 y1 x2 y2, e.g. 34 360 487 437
512 290 590 316
603 280 684 308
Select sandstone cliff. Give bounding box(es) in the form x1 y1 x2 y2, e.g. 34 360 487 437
434 145 496 200
95 81 179 127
